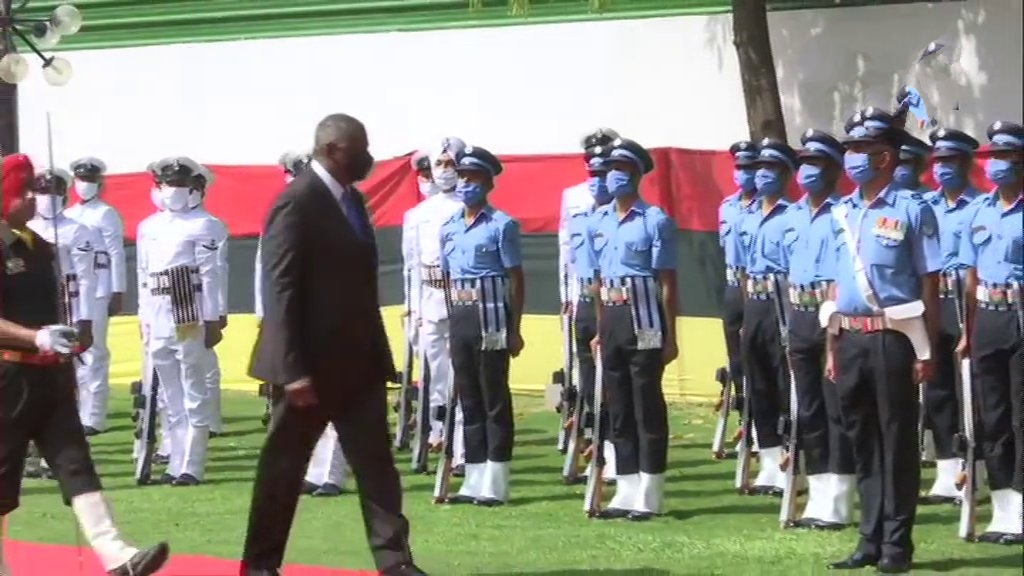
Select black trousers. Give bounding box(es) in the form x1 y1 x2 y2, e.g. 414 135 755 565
834 330 918 559
923 297 962 460
242 383 412 571
574 297 598 418
722 284 745 398
599 305 669 476
0 362 103 515
788 309 854 476
741 298 788 449
449 305 514 464
971 308 1023 492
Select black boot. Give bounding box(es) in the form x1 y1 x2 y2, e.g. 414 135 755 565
108 542 170 576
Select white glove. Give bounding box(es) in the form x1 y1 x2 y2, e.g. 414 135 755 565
34 325 78 354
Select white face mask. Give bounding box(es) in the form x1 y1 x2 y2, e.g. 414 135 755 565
187 189 204 209
418 180 438 197
74 180 100 202
432 167 458 191
35 194 62 219
150 187 165 210
159 185 191 212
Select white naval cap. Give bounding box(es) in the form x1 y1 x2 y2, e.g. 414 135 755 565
428 136 467 166
40 167 73 186
194 163 215 187
69 156 107 177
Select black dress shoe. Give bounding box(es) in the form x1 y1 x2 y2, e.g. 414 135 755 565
794 517 847 531
446 494 476 505
877 555 912 574
108 542 169 576
210 431 223 439
159 473 176 485
594 507 630 520
475 497 504 508
977 531 1024 545
83 426 102 437
919 494 957 505
312 483 344 497
171 473 201 486
627 511 655 522
750 485 782 497
381 563 428 576
452 464 465 478
828 552 879 570
301 481 319 495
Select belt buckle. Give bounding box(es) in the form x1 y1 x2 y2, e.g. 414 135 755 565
455 289 474 302
607 287 627 304
989 288 1007 305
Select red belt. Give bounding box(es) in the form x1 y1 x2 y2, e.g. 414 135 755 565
0 349 68 365
839 315 888 333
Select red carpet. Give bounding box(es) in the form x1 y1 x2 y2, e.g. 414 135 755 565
4 540 374 575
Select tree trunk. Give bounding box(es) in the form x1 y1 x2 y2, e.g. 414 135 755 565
731 0 787 142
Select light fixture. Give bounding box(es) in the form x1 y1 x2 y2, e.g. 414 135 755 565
1 1 82 86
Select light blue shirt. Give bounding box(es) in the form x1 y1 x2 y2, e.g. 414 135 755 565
440 205 522 280
567 207 599 280
923 186 980 273
739 197 792 276
831 186 942 315
783 194 840 285
589 199 677 279
957 193 1024 284
719 190 756 269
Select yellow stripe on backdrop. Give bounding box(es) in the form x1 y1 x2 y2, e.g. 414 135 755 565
108 307 727 401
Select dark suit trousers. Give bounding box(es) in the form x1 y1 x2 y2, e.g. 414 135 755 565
241 383 413 571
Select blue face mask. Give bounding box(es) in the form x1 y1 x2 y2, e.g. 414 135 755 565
456 181 486 206
754 167 783 197
932 161 964 188
796 164 827 196
843 152 876 184
606 169 636 198
733 168 756 192
893 164 919 188
985 158 1018 186
588 175 611 204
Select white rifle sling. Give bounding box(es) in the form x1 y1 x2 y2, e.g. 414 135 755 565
151 265 202 326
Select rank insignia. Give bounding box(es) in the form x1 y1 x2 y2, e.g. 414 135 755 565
4 257 25 274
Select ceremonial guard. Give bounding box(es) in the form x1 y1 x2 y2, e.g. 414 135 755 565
136 158 223 487
892 135 934 197
920 128 981 504
718 140 759 441
0 153 169 576
737 138 798 496
822 111 941 573
957 120 1024 545
783 130 855 528
63 157 126 436
184 162 229 437
440 145 524 506
590 138 677 521
402 138 467 465
560 131 618 480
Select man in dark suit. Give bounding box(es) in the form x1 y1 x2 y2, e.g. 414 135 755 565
240 114 425 576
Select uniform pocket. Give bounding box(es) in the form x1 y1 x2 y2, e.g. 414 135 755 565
622 238 652 267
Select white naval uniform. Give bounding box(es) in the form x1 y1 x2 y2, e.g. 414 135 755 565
136 209 222 482
401 191 465 463
254 234 348 489
64 198 126 431
557 181 616 480
190 203 228 434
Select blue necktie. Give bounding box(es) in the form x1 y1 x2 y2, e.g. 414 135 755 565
340 189 370 241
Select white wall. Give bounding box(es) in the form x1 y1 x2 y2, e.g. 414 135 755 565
17 0 1022 173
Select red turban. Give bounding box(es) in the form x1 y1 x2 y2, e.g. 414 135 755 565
2 153 35 218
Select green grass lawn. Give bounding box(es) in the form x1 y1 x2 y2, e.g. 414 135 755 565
10 390 1023 575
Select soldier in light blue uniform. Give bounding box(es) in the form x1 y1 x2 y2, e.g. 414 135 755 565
783 129 855 530
957 120 1024 545
589 138 677 521
718 141 759 416
920 128 982 504
892 135 933 197
737 138 797 497
822 113 942 573
439 146 524 507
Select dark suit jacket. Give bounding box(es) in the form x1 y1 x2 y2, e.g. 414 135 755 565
249 169 395 405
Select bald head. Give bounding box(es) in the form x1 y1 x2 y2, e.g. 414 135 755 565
312 113 374 185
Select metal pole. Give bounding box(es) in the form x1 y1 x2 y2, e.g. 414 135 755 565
0 0 19 155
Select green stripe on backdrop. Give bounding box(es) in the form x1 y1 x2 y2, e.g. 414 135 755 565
117 228 726 319
27 0 922 51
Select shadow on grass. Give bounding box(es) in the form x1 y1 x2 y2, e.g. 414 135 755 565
914 552 1024 572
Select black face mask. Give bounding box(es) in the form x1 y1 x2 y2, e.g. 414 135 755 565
349 150 374 182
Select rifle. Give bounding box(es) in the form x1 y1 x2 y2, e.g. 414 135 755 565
951 273 977 541
560 304 587 484
555 274 576 455
410 353 432 474
711 366 732 459
583 342 606 517
432 272 458 503
132 353 161 485
771 275 800 528
392 278 415 452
